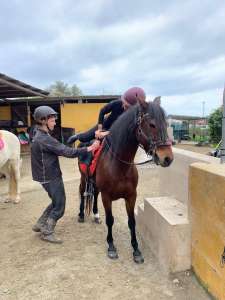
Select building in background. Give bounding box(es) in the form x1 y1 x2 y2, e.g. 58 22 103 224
0 73 120 147
168 114 208 141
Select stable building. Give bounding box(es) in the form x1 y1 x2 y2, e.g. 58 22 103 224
0 73 120 143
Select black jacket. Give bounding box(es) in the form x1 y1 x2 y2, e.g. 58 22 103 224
31 128 87 183
98 99 124 130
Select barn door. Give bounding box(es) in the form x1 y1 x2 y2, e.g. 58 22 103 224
11 103 28 127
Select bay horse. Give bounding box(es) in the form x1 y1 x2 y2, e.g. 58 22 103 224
0 130 21 203
78 98 173 263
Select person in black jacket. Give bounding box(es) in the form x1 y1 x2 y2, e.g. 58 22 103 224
67 87 146 144
31 106 99 244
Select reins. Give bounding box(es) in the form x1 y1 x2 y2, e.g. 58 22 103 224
103 137 153 166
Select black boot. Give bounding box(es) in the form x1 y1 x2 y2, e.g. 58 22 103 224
32 213 49 232
40 218 63 244
67 134 79 144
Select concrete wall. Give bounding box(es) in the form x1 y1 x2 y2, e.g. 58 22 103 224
136 147 220 274
159 147 220 208
190 163 225 300
61 103 104 132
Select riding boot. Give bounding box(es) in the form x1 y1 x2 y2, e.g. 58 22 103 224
40 218 63 244
32 212 49 232
67 134 79 144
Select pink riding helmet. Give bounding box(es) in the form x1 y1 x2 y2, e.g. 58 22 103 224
122 87 146 105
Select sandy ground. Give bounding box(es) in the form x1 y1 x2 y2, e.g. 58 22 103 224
0 150 211 300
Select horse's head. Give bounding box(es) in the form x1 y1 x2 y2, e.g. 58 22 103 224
136 97 173 167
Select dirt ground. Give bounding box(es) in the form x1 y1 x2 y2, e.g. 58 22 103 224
0 150 211 300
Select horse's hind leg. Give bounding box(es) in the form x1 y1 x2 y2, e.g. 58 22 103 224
78 177 85 222
102 193 118 259
92 187 101 224
125 196 144 264
5 159 21 204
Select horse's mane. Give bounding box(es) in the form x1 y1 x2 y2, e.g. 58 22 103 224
104 102 168 155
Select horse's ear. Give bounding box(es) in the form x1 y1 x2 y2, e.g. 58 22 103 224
139 99 148 111
153 96 161 106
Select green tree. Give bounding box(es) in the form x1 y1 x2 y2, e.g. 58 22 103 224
208 106 223 143
71 84 82 96
47 81 82 96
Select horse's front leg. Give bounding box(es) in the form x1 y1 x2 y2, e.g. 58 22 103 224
92 187 101 224
102 193 118 259
125 194 144 264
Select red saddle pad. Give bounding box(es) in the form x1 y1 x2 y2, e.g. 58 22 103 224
79 142 104 177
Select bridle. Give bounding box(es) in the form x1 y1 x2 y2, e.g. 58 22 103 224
103 109 171 166
136 109 171 155
103 137 153 166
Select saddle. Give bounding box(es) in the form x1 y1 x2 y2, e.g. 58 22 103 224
78 140 104 177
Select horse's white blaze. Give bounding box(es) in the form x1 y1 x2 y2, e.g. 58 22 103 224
0 130 21 203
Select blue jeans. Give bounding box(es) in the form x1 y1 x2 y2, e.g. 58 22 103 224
41 177 66 221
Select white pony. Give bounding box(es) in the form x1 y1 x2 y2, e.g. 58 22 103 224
0 130 21 203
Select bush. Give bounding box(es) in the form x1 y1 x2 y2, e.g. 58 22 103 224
208 107 222 143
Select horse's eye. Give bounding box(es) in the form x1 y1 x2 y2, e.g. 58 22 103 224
149 124 156 129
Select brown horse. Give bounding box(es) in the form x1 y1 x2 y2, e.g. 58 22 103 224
78 98 173 263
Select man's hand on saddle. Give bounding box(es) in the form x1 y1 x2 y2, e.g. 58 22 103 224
95 130 109 140
87 140 100 153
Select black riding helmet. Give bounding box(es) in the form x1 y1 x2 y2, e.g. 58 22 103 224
33 106 58 122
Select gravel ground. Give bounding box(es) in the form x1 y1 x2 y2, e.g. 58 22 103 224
0 151 211 300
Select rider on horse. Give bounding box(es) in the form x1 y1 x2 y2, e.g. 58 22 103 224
67 87 146 144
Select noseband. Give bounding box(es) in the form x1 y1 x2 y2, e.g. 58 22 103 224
136 110 171 154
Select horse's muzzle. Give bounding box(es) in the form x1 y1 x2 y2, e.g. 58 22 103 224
153 153 173 167
163 156 173 167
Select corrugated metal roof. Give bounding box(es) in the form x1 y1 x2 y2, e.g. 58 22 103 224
1 95 120 104
168 114 206 121
0 73 49 99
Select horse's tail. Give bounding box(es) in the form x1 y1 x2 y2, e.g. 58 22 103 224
84 177 95 216
85 195 92 216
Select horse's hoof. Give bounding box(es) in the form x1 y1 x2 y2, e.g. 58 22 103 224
14 197 20 204
108 247 118 259
78 216 85 223
133 250 144 264
4 198 11 203
93 217 102 224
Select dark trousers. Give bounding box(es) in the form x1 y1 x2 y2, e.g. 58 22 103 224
41 177 66 221
78 125 98 142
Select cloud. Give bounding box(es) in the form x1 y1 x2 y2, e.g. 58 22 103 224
0 0 225 115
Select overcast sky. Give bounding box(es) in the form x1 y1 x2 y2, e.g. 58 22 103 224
1 0 225 116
